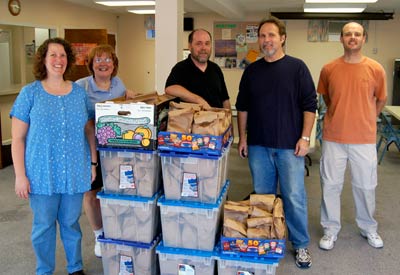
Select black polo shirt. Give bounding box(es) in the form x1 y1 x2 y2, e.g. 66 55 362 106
165 54 229 108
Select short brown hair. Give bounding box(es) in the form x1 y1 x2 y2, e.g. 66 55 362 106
258 16 287 46
33 37 75 80
188 29 212 44
86 44 118 77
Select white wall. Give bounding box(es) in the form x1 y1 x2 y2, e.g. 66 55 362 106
0 0 118 141
117 14 156 93
182 12 400 105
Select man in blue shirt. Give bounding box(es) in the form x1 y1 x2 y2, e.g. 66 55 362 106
236 17 317 269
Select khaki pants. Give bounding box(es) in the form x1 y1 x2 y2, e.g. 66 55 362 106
320 141 378 236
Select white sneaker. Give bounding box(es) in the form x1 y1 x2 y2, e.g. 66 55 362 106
361 232 384 248
319 234 337 250
94 238 102 258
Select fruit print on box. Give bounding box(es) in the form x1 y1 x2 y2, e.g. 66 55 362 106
96 102 157 149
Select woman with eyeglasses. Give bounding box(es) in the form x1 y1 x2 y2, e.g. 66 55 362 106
76 44 137 258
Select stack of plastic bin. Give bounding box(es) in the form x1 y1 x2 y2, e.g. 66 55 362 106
157 138 231 275
156 182 228 275
96 147 162 275
217 200 286 274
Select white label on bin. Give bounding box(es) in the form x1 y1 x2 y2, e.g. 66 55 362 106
237 271 254 275
119 165 135 189
181 172 198 197
180 157 198 164
178 264 195 275
119 254 134 275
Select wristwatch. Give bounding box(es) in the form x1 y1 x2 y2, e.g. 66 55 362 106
301 136 310 142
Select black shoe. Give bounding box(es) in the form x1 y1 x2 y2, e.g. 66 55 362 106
295 248 312 269
69 270 85 275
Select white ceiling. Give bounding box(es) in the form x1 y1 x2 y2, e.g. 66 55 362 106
64 0 400 18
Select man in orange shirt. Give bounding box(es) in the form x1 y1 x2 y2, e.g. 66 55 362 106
317 22 387 250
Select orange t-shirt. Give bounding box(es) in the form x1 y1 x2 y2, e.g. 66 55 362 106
317 56 387 144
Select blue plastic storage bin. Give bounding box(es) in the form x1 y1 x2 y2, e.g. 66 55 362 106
98 235 160 275
156 241 216 275
97 191 160 243
160 149 229 204
99 147 161 197
157 181 229 251
217 252 280 275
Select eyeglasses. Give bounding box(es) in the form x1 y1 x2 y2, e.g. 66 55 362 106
94 57 112 63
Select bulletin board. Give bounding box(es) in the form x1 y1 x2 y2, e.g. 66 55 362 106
213 21 262 70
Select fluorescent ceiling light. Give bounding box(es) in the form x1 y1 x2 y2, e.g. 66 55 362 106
95 1 155 7
127 9 155 14
304 3 367 13
306 0 377 3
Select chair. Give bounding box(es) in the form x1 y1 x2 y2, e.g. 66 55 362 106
376 112 400 164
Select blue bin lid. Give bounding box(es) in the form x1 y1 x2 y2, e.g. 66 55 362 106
157 180 230 209
97 146 156 154
97 190 161 202
156 241 216 258
217 251 281 265
97 234 160 249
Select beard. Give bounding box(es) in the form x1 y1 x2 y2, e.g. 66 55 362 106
191 52 210 64
261 46 277 58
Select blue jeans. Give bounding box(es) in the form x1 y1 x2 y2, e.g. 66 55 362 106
30 193 84 275
248 145 310 249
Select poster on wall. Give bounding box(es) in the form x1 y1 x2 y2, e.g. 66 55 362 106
71 43 97 65
214 21 262 70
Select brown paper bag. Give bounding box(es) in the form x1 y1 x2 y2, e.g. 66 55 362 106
204 107 231 132
247 217 273 228
250 194 276 213
223 218 247 237
169 101 202 111
167 108 194 133
191 111 219 135
272 198 286 239
249 206 273 218
247 225 271 239
224 204 249 223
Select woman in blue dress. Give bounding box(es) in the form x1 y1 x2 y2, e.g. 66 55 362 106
10 37 96 275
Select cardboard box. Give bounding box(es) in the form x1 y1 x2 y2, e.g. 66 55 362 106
220 237 285 259
95 93 176 150
157 125 232 156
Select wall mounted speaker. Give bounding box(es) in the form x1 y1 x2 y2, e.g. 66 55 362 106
184 17 194 31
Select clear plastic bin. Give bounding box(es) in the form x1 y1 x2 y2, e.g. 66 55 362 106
217 253 280 275
156 241 216 275
97 191 160 243
157 181 229 251
160 151 226 203
98 235 159 275
99 147 161 197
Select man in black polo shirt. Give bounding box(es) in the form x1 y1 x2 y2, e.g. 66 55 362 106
165 28 231 109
